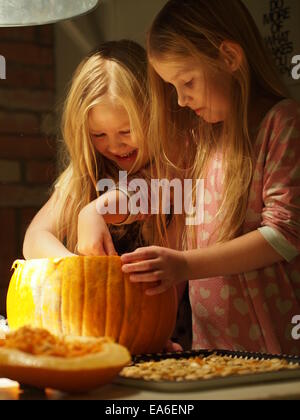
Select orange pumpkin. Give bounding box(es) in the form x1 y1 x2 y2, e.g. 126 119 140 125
0 326 131 392
6 256 178 355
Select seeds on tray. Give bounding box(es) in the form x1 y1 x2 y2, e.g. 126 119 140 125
120 354 300 382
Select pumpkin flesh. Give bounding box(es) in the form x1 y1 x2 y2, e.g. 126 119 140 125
0 326 131 392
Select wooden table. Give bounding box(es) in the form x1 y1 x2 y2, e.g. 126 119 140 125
1 377 300 400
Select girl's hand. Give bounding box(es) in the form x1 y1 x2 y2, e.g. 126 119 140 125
163 340 183 353
77 201 117 256
121 246 187 295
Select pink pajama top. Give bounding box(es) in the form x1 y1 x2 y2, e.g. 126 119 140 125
189 99 300 356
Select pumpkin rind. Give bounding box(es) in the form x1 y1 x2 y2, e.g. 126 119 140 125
7 256 178 355
0 332 131 392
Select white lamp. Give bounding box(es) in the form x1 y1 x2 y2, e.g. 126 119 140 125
0 0 99 27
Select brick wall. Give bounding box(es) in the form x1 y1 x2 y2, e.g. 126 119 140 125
0 26 57 315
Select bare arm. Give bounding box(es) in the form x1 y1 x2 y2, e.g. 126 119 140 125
121 230 285 295
77 189 148 256
23 190 74 259
184 230 284 280
95 189 132 224
80 188 147 228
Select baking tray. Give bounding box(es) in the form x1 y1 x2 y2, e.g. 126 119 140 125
114 349 300 392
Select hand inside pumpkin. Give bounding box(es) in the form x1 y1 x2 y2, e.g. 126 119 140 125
77 201 117 256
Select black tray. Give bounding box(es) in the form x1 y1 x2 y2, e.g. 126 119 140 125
115 349 300 392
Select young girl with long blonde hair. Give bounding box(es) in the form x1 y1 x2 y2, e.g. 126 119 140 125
121 0 300 355
23 40 156 259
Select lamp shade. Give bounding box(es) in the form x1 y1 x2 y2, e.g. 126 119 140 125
0 0 99 27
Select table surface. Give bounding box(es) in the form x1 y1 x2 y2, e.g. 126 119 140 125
1 377 300 400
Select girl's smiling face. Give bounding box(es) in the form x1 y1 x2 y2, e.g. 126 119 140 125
150 56 232 124
89 98 139 171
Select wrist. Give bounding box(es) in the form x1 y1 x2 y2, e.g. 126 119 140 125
65 251 78 257
182 249 204 280
179 250 190 282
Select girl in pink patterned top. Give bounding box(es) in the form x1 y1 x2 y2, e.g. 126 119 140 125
121 0 300 355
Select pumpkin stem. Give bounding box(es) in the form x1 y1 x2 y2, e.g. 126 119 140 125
11 260 23 271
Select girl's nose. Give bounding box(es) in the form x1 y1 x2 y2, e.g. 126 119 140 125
177 91 189 108
108 136 126 155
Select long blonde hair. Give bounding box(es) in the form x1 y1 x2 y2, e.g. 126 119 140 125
147 0 288 248
54 40 150 251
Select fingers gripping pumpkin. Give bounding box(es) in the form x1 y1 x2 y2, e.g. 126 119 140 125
6 256 178 355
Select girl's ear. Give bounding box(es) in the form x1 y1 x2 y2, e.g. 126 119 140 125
219 41 244 72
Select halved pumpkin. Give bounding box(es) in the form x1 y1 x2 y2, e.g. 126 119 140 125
0 326 131 393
